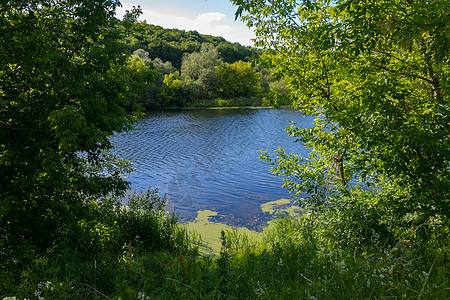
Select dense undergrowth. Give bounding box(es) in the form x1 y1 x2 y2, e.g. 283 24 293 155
0 189 194 299
1 189 448 299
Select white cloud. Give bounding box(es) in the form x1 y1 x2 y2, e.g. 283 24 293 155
116 2 254 46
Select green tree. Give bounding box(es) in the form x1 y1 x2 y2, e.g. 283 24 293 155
0 0 140 264
157 72 181 107
233 0 449 243
214 61 261 98
181 43 222 80
216 41 255 63
125 55 159 106
132 48 151 61
152 57 176 75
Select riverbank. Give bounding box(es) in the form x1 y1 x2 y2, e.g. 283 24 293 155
139 96 292 111
185 198 303 255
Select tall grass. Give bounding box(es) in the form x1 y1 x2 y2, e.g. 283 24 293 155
156 215 447 299
0 188 196 299
1 189 448 299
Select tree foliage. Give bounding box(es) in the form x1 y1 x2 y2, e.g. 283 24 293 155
215 61 261 98
128 45 273 108
124 55 159 106
0 0 141 264
181 43 222 80
116 21 285 108
121 22 257 69
233 0 449 242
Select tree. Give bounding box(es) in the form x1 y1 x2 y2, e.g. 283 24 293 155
181 43 222 80
216 41 255 63
125 54 159 106
158 72 182 107
132 48 151 61
214 61 261 98
0 0 140 263
152 57 176 75
233 0 449 242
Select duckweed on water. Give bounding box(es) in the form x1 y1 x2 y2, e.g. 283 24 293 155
185 199 302 256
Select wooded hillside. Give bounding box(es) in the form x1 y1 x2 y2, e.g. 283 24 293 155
122 23 257 69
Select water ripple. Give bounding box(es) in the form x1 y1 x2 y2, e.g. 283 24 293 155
111 108 313 227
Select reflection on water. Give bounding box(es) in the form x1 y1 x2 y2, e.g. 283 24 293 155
111 108 313 229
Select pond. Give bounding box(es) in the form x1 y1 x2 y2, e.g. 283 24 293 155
110 108 313 230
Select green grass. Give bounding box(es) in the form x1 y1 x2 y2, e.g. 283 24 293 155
180 97 264 109
157 216 448 299
1 191 448 299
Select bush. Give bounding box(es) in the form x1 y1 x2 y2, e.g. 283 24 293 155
0 188 194 298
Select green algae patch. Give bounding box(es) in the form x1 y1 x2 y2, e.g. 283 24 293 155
261 198 303 217
185 200 304 256
185 210 261 256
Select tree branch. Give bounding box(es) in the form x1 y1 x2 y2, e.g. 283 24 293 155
371 63 434 84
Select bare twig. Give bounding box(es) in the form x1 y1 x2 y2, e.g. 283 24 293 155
81 283 111 299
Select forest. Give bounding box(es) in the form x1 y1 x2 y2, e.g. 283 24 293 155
119 19 289 109
1 0 448 299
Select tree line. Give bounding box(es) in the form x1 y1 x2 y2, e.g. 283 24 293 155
119 20 289 109
122 22 257 69
126 44 289 108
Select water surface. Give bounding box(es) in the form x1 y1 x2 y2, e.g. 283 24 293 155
111 108 312 229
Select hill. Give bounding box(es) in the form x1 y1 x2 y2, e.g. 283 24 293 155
122 23 257 69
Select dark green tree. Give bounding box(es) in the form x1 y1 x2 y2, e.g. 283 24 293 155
0 0 140 264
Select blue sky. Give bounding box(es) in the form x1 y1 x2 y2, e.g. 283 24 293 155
116 0 255 45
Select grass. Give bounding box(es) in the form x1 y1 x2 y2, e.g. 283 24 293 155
184 210 261 256
1 190 448 299
179 97 264 109
158 216 448 299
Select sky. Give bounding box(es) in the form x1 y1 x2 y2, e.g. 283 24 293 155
115 0 256 46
